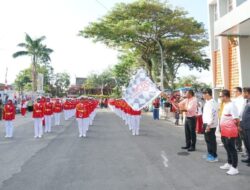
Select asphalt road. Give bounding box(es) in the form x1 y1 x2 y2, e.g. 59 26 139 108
0 109 249 190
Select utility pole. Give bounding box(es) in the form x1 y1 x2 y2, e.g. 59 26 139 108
156 40 164 91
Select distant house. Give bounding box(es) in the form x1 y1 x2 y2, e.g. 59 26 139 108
208 0 250 98
75 77 87 86
67 77 87 96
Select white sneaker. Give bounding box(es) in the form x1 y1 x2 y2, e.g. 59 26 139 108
227 167 239 175
79 134 82 138
83 134 86 138
220 163 232 170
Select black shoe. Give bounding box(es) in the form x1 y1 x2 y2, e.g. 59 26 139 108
181 146 190 149
241 159 250 163
241 154 248 158
237 149 243 153
247 163 250 167
188 147 196 152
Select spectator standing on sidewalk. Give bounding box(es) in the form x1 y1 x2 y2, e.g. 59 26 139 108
152 97 160 120
0 99 3 120
196 100 204 134
219 89 240 175
232 87 246 152
202 88 219 162
180 90 198 152
240 87 250 166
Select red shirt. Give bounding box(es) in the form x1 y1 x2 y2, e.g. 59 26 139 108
44 102 53 115
53 102 63 113
63 101 71 110
33 103 44 118
76 102 88 118
3 104 16 120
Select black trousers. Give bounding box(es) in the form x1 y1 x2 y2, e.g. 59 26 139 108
242 129 250 159
236 133 243 151
204 127 217 158
184 117 196 148
221 137 238 168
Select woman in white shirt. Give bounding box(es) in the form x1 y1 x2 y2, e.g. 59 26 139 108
219 89 240 176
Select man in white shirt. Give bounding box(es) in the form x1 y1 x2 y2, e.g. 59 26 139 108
232 87 246 152
202 88 219 162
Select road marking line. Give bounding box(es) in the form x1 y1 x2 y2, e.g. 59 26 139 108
161 151 169 168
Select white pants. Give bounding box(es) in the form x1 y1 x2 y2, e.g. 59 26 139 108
64 110 69 120
34 118 43 138
54 113 61 125
132 116 141 135
77 118 88 137
5 121 14 138
44 115 52 133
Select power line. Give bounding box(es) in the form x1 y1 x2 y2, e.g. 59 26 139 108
95 0 109 11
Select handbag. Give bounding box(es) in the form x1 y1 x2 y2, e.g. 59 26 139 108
220 115 238 138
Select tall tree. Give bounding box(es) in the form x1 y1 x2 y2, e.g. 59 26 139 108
175 75 210 91
54 72 70 97
13 33 53 92
80 0 209 89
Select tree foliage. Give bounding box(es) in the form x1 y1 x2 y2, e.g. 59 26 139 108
175 75 211 91
80 0 209 89
13 33 53 92
54 72 70 97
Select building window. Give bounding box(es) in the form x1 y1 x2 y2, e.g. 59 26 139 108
227 0 233 12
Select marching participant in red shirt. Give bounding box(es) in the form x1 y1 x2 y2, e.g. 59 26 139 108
131 108 142 136
53 98 63 126
76 98 88 138
33 98 44 138
44 97 53 133
63 99 71 120
21 99 27 117
3 99 16 138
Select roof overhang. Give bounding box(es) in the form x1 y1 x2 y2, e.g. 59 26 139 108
215 0 250 37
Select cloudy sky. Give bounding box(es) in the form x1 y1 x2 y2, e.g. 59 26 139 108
0 0 210 84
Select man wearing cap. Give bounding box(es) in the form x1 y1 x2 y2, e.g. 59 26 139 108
44 98 53 133
33 98 44 138
53 98 63 126
63 99 71 120
76 98 88 137
3 99 16 138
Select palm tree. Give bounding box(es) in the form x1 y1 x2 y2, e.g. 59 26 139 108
13 33 53 92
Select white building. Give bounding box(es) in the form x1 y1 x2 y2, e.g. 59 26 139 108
208 0 250 97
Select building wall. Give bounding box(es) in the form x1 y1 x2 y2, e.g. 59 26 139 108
214 50 223 86
239 37 250 87
228 40 239 91
208 0 250 96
